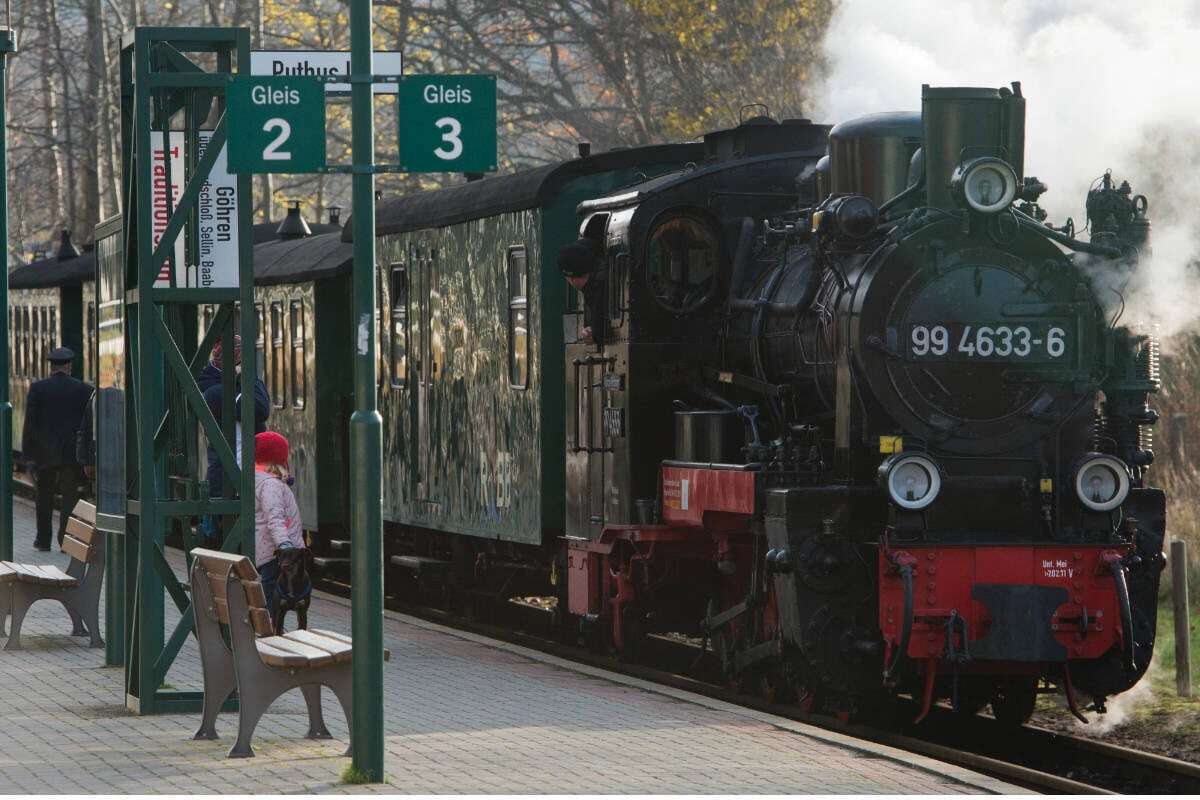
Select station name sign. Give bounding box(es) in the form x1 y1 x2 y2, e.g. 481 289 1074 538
250 51 403 93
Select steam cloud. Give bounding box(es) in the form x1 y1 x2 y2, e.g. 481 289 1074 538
813 0 1200 337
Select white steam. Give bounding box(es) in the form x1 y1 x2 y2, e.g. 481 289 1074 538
813 0 1200 337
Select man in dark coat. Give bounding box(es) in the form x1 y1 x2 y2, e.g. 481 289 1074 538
558 236 608 346
22 347 93 550
197 335 271 500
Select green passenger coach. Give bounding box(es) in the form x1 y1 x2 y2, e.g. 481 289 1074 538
367 144 702 548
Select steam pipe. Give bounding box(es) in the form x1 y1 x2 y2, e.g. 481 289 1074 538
884 563 915 681
1109 558 1137 673
1013 208 1122 258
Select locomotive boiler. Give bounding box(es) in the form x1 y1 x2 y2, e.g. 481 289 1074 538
564 83 1165 723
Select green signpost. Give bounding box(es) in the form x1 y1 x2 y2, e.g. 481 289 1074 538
221 17 499 782
398 74 497 173
227 75 326 173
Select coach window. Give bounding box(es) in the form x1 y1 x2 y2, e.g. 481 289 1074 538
49 307 57 350
254 302 266 381
20 309 28 381
290 299 306 409
34 307 44 376
270 301 285 409
507 246 529 389
202 305 214 336
86 302 96 383
644 214 722 315
389 264 407 388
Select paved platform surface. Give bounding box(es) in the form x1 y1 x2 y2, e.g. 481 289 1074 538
0 497 1021 793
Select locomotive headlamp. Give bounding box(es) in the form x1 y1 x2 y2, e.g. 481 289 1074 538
878 453 942 511
1073 453 1132 512
950 157 1019 214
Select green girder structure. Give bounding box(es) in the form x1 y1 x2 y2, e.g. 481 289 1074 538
119 27 255 714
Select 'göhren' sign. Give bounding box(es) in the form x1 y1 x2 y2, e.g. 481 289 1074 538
399 74 497 173
227 76 327 174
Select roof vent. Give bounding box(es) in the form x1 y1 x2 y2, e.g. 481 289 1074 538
276 201 312 240
327 205 342 226
57 228 80 260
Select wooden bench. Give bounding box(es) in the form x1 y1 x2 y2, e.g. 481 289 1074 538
0 500 104 650
190 547 379 758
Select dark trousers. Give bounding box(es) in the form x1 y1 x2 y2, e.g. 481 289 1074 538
259 558 281 615
35 465 83 548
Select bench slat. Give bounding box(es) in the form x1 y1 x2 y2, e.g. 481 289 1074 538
257 635 336 666
65 516 96 545
205 570 229 603
212 596 230 624
307 628 391 661
241 580 268 610
256 640 309 667
249 607 275 637
210 595 274 636
191 548 259 582
61 534 94 564
37 565 78 586
71 500 97 525
283 629 353 662
311 628 352 645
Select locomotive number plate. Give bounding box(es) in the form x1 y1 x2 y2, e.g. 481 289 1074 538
906 321 1072 362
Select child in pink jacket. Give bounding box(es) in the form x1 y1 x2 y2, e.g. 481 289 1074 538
253 430 304 611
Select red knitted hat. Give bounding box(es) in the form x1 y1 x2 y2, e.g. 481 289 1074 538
255 431 289 468
211 335 243 368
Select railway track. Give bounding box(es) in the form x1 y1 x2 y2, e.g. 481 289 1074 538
320 574 1199 795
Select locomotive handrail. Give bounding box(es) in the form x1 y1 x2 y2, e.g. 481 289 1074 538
572 355 616 454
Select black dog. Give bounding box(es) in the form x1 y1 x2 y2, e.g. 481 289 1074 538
272 546 313 634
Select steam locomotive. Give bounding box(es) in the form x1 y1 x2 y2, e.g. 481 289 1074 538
562 83 1165 723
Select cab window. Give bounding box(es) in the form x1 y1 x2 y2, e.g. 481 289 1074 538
643 215 722 315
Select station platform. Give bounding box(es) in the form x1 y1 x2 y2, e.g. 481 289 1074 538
0 498 1020 793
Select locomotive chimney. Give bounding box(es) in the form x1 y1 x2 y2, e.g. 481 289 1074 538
327 205 342 226
276 200 312 240
57 228 80 260
921 82 1026 211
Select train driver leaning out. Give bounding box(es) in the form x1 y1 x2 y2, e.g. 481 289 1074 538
558 236 607 347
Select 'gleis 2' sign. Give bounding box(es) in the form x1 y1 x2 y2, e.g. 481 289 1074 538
227 76 327 174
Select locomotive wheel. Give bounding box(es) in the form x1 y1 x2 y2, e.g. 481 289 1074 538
990 678 1038 725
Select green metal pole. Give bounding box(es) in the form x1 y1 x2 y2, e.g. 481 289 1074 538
349 0 385 781
0 29 16 562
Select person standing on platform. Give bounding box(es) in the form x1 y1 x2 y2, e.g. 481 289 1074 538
22 347 93 551
197 335 270 542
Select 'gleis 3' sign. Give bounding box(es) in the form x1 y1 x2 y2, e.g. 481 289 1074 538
399 75 497 173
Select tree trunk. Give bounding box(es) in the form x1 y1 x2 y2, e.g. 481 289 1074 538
39 0 65 229
79 0 104 231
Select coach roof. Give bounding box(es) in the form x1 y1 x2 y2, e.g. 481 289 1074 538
346 142 704 240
